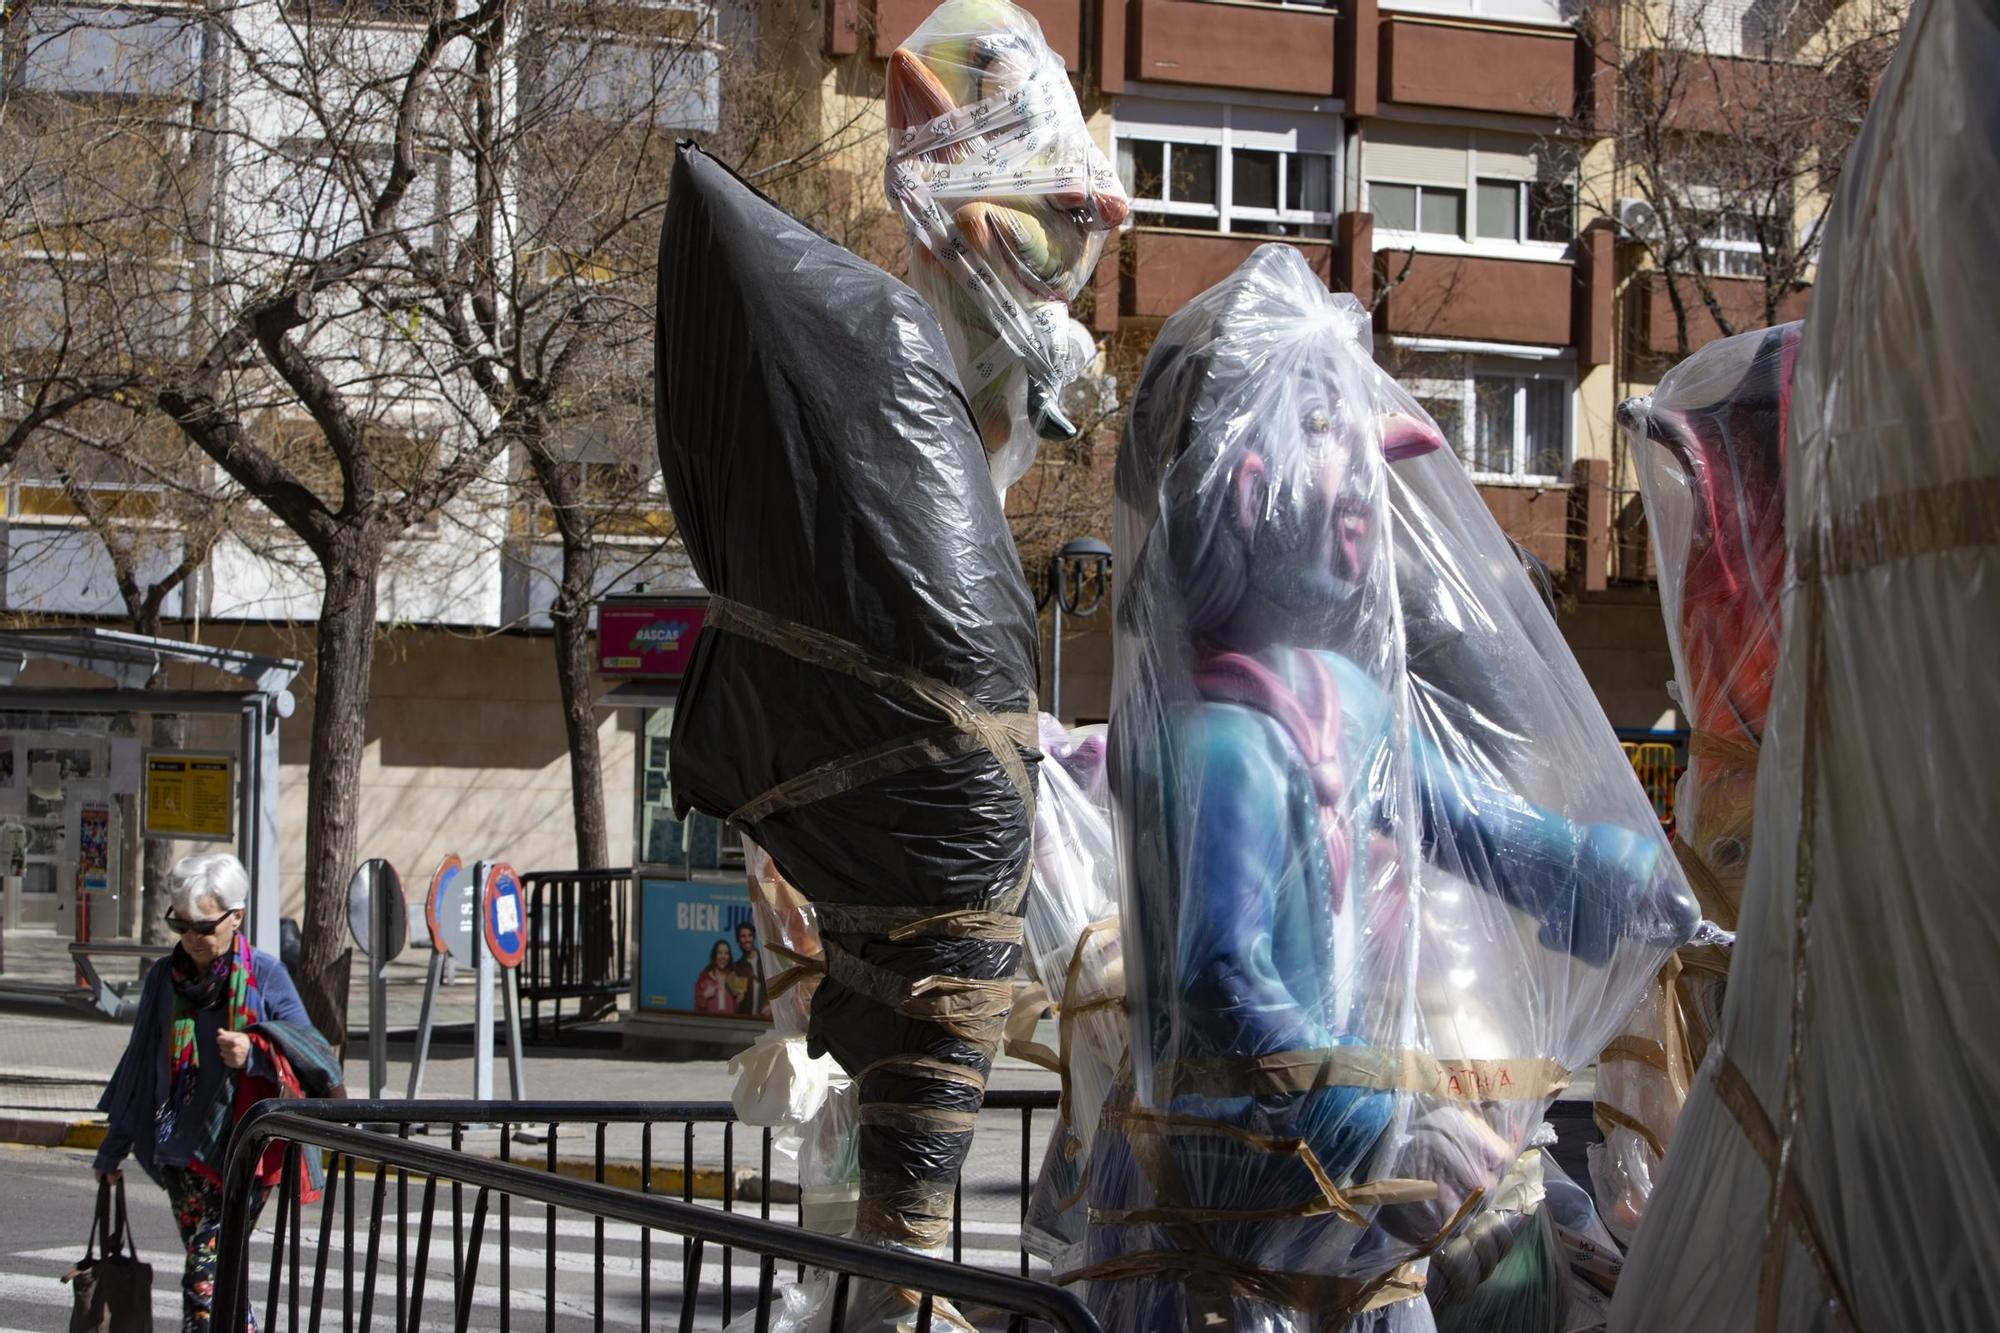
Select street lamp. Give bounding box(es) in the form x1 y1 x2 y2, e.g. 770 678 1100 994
1039 536 1113 723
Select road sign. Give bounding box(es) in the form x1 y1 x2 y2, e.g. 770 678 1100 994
425 854 476 965
346 858 407 962
481 862 526 970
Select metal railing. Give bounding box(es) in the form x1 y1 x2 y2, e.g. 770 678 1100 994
520 869 633 1039
215 1091 1088 1333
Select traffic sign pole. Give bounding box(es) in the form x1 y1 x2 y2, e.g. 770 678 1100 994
477 861 529 1103
473 861 495 1101
407 854 465 1102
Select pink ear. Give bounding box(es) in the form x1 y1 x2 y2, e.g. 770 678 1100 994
1235 453 1269 530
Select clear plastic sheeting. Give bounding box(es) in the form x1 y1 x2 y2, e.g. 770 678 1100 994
1592 322 1799 1240
886 0 1130 491
1609 0 2000 1327
1017 715 1128 1270
1085 243 1697 1332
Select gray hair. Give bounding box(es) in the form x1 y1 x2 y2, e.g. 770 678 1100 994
169 852 250 919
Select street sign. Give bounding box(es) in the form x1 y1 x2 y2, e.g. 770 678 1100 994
425 854 476 965
481 862 526 969
346 858 407 962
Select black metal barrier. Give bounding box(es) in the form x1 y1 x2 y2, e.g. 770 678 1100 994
520 869 633 1039
215 1092 1090 1333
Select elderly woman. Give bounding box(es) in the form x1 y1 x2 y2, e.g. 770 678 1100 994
94 853 333 1332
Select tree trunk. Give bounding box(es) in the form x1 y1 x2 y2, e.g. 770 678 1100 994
293 540 383 1048
550 525 618 1021
552 532 608 870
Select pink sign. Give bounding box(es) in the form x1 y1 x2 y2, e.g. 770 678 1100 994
598 598 708 678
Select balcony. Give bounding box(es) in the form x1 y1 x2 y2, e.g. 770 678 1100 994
1119 228 1336 321
1634 271 1809 355
873 0 1085 65
1129 0 1338 95
1378 15 1576 118
1374 249 1574 346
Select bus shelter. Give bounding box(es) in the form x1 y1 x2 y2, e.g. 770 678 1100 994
0 628 299 1004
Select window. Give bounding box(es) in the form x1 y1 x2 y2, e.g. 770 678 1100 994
1369 126 1575 251
1119 139 1220 227
1116 99 1340 240
1407 359 1570 483
1370 182 1464 236
1475 178 1576 244
1694 210 1765 278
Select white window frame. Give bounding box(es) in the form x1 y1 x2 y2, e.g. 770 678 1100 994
1405 357 1573 486
1694 213 1764 279
1114 99 1341 239
1367 125 1575 263
1378 0 1571 30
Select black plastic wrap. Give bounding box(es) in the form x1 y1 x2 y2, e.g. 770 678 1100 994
654 142 1041 1246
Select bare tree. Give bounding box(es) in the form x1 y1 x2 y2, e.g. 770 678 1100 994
0 0 734 1031
1574 0 1904 363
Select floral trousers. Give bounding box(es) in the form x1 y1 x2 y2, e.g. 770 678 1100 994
161 1167 267 1333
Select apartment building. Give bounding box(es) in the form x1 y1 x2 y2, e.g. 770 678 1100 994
806 0 1862 726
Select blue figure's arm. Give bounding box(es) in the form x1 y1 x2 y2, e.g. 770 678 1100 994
1406 731 1692 964
1175 706 1329 1059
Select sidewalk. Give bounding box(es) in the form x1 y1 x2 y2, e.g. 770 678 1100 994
0 923 1065 1198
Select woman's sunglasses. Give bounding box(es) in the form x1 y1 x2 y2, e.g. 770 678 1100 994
165 909 239 936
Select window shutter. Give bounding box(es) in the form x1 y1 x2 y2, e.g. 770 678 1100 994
1366 123 1469 187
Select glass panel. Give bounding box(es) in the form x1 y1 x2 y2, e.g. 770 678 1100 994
1528 179 1575 242
1476 180 1521 241
1287 153 1335 214
1232 149 1280 211
21 9 202 96
1420 187 1466 237
1524 378 1568 476
1120 138 1165 202
1172 143 1219 207
1472 377 1519 475
1372 182 1418 231
1416 394 1467 461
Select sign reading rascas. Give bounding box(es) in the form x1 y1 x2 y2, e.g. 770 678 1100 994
597 594 708 679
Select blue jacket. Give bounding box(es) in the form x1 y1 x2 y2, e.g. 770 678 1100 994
94 948 313 1180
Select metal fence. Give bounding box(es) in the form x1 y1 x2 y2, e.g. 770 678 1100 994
215 1091 1090 1333
520 870 633 1040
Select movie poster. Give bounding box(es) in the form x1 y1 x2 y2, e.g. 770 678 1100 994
636 876 771 1020
78 805 110 894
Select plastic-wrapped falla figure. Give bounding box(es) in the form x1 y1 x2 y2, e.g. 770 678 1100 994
1590 322 1797 1240
887 0 1130 491
1080 245 1697 1333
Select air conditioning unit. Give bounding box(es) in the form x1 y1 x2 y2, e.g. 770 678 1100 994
1616 197 1663 245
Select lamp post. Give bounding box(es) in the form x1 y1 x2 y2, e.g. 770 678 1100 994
1039 536 1113 723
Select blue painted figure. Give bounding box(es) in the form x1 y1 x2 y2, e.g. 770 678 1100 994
1082 246 1697 1332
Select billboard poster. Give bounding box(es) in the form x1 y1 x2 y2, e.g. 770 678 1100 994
598 598 707 678
636 876 771 1020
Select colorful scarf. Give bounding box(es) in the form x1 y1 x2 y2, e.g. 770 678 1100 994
159 934 260 1168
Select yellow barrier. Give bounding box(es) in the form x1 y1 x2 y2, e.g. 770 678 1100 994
1623 741 1681 831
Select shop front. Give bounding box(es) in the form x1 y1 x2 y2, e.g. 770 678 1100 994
597 592 771 1053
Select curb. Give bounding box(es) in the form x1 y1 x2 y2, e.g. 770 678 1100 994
0 1115 793 1204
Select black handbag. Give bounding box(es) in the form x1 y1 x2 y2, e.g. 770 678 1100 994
63 1177 154 1333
